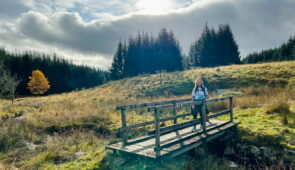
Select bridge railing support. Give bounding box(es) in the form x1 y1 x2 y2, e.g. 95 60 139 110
154 108 161 157
230 96 233 122
201 100 207 132
120 108 128 146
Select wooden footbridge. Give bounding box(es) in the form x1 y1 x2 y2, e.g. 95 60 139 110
107 96 240 160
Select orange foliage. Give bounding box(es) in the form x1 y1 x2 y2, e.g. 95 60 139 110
27 70 50 95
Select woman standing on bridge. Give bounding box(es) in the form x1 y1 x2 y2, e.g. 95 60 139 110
191 78 209 132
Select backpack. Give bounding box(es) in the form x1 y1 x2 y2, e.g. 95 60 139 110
194 87 206 100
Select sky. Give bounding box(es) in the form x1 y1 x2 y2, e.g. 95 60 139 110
0 0 294 70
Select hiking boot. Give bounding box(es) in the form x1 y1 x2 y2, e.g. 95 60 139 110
191 126 196 132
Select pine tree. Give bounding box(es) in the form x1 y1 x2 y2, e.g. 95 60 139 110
189 23 240 67
292 38 295 59
110 40 124 80
156 28 183 71
188 42 197 68
27 70 50 95
123 38 136 77
217 24 240 65
192 23 216 67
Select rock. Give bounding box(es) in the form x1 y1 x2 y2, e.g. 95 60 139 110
24 141 35 151
113 157 126 167
260 147 273 158
228 161 239 168
250 145 260 156
13 115 23 120
74 151 85 158
284 148 295 155
246 145 260 157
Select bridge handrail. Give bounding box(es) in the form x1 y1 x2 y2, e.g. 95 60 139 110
147 97 229 111
116 98 191 110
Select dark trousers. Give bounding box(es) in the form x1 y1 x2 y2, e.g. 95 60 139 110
191 103 209 127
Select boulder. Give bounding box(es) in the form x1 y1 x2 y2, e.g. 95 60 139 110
260 147 273 158
24 141 35 151
250 145 260 156
246 145 260 157
228 161 239 168
113 157 126 167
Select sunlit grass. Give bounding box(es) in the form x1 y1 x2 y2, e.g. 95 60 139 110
0 61 295 169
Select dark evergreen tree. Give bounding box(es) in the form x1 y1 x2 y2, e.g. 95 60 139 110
188 42 198 68
189 23 240 67
155 28 183 71
123 37 137 77
110 40 124 80
217 24 240 65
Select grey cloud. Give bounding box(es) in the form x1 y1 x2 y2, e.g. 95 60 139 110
0 0 30 17
17 11 119 55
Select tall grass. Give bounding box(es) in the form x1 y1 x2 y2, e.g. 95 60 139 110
0 119 34 153
234 86 295 109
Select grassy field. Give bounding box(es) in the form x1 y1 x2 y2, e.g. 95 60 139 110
0 61 295 169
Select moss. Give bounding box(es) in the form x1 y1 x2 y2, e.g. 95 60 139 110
233 108 295 151
22 139 108 170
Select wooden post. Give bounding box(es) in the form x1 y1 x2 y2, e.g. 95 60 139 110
173 104 177 124
121 108 127 146
201 101 207 132
229 96 233 122
154 107 161 157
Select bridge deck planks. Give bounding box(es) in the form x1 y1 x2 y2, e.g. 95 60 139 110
107 120 239 159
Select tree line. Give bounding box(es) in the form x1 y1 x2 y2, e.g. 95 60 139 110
110 24 241 80
0 48 109 96
110 28 184 79
243 36 295 63
188 23 240 67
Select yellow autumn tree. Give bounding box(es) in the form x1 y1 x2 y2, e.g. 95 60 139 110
27 70 50 95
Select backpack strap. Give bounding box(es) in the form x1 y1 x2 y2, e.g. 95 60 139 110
203 87 208 98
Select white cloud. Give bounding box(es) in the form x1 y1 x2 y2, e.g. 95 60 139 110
0 0 294 69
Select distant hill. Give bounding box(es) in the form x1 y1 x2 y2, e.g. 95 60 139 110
105 61 295 98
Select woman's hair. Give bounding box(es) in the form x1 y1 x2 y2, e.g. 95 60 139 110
194 78 204 89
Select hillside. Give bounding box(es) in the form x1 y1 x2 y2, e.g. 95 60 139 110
1 61 295 169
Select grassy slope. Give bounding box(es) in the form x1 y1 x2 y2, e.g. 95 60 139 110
0 61 295 169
